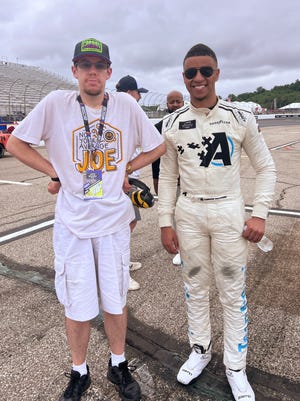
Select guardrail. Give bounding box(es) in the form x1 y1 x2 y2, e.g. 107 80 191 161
152 197 300 218
245 205 300 218
257 113 300 120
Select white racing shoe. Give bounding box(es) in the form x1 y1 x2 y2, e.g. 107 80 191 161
226 368 255 400
177 345 212 385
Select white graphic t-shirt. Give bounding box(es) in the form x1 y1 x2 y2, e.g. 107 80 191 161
13 90 163 238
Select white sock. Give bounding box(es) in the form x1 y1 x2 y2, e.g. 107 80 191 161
72 361 87 376
111 352 126 367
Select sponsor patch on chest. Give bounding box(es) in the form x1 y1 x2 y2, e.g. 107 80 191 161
179 120 196 130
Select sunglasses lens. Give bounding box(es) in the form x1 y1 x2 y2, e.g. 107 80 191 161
95 62 107 70
78 62 91 69
77 62 107 70
184 68 197 79
184 67 215 79
200 67 214 77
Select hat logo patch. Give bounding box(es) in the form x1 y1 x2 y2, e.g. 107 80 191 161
81 39 103 54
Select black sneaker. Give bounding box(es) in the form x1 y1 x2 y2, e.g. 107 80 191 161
107 359 141 401
59 365 91 401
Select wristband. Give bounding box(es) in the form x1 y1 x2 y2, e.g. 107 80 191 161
51 177 60 182
125 162 133 174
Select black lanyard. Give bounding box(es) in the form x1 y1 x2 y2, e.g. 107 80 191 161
77 92 109 151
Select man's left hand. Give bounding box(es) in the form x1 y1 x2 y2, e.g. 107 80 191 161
48 181 61 194
243 216 266 243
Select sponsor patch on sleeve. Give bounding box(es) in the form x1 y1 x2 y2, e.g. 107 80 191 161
179 120 196 130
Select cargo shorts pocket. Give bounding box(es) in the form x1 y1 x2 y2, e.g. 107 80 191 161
121 251 130 297
54 259 70 307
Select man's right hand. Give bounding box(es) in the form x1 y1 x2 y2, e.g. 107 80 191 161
161 226 179 254
123 174 132 193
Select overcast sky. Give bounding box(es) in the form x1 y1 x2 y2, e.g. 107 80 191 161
1 0 299 102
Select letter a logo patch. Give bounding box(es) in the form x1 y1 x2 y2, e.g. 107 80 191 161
199 132 234 167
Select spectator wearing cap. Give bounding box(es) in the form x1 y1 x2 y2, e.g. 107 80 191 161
116 75 148 102
115 75 149 291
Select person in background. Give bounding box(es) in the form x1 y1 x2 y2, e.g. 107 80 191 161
7 38 165 401
116 75 149 291
158 43 276 401
152 90 184 266
152 90 184 195
116 75 148 103
6 126 15 133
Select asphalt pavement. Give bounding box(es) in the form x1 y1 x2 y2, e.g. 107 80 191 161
0 123 299 401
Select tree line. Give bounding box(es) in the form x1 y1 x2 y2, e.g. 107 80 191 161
227 79 300 110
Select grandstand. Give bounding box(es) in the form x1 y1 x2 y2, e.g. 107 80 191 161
0 60 188 121
0 61 77 121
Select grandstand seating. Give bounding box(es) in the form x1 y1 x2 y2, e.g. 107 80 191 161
0 60 187 121
0 61 77 121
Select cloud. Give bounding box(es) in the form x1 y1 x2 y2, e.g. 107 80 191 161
1 0 299 100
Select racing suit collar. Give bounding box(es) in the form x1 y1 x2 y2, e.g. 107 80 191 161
189 97 220 116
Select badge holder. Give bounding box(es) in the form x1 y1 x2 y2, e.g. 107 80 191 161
77 93 108 200
83 169 103 199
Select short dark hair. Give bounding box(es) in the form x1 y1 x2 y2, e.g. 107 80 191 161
183 43 218 64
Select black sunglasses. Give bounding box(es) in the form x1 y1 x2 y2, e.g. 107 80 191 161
76 61 109 70
184 66 216 79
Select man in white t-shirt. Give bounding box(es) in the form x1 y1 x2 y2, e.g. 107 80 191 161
7 38 165 401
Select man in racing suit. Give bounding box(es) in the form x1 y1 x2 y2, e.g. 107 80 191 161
158 43 276 401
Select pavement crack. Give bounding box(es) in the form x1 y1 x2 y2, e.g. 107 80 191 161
275 184 299 208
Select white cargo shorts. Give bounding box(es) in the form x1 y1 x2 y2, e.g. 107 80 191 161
53 222 130 321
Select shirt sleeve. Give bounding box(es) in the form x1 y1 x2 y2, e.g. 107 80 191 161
133 100 164 152
151 119 163 179
242 115 277 219
12 93 52 145
152 157 160 179
157 126 179 227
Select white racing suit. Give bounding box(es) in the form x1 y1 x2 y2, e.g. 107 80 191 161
158 99 276 369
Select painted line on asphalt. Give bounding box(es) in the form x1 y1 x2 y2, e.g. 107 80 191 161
0 219 54 244
270 140 300 150
0 179 32 185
